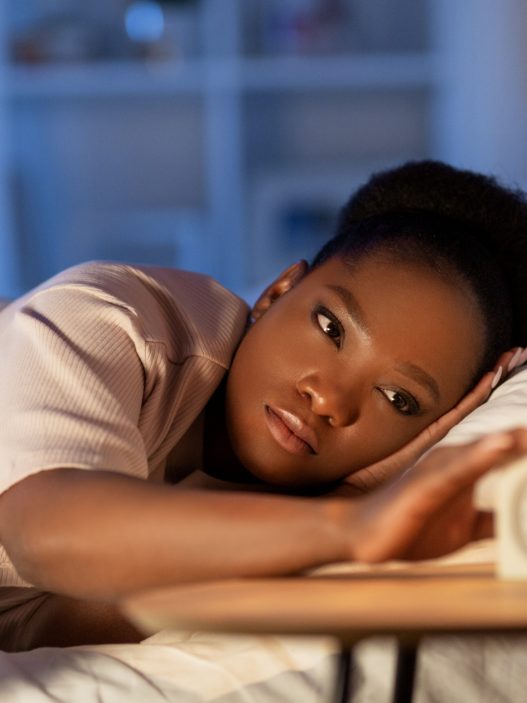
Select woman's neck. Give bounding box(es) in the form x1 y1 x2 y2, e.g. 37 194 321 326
202 378 261 484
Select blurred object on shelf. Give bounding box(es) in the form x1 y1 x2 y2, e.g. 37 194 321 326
8 0 426 65
245 0 427 57
9 0 202 64
255 0 352 56
125 2 165 46
125 0 201 61
11 12 109 63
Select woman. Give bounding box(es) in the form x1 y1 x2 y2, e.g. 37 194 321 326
0 160 526 650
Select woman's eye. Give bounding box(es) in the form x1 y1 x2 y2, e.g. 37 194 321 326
316 310 342 346
380 389 420 416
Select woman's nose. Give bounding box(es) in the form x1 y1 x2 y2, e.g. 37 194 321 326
296 374 359 427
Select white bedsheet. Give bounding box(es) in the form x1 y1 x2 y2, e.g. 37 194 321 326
3 629 527 702
0 632 336 703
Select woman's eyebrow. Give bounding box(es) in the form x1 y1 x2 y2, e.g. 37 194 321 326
395 361 441 403
325 283 441 403
324 284 370 333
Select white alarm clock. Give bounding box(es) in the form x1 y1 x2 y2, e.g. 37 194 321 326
475 455 527 580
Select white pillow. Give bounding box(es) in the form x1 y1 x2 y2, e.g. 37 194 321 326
436 365 527 447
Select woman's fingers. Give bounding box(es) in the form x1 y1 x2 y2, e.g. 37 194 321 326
406 429 527 503
348 429 527 562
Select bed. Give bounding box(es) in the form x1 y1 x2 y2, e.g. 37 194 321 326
1 367 527 702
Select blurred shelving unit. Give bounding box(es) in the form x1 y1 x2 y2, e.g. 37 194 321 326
0 0 437 298
0 0 17 295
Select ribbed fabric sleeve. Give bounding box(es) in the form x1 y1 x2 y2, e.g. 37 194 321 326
0 261 249 587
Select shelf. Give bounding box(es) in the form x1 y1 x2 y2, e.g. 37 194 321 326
3 53 439 101
241 53 439 91
0 0 438 296
6 59 206 100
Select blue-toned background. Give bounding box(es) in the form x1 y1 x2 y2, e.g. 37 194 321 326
0 0 525 299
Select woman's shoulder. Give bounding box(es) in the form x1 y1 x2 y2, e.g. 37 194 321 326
7 261 250 365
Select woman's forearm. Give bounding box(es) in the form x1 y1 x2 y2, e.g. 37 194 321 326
2 431 517 602
0 468 350 600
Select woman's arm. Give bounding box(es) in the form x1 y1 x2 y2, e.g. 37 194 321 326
0 468 347 600
1 429 526 602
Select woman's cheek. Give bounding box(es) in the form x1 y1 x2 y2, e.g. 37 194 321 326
344 409 420 469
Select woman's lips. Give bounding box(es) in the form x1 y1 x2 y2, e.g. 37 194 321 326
264 406 318 456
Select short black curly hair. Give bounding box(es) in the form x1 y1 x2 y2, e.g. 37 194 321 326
312 160 527 380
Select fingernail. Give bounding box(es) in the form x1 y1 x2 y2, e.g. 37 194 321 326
508 348 523 371
491 366 503 389
518 347 527 367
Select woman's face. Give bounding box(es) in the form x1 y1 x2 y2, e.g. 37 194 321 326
225 254 485 487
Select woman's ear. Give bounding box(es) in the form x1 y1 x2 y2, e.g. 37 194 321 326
251 260 308 321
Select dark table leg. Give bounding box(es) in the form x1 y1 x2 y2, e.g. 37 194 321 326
333 645 353 703
392 641 418 703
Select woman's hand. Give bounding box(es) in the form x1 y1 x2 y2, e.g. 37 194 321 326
337 347 526 497
340 428 527 562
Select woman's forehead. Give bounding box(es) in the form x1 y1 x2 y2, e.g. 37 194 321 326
285 255 486 383
303 254 475 305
